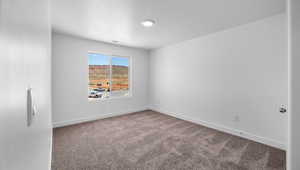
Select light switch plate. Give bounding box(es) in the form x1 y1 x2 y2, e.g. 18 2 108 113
27 88 37 126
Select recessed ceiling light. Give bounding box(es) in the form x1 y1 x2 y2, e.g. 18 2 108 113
141 19 155 27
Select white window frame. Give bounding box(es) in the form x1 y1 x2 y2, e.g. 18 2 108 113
88 51 132 101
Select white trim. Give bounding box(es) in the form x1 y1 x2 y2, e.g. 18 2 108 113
52 107 147 128
48 128 53 170
88 94 132 102
148 106 286 150
53 106 286 150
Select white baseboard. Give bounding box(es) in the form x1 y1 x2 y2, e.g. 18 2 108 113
52 107 148 128
148 106 286 150
49 129 53 170
53 106 286 150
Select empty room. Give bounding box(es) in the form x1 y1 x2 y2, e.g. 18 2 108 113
1 0 300 170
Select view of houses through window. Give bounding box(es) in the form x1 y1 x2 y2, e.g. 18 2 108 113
88 53 129 99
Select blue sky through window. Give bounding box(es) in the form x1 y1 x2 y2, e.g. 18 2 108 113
88 53 109 65
112 57 128 66
88 53 128 66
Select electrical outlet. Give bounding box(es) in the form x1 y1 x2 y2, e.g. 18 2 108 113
234 115 240 122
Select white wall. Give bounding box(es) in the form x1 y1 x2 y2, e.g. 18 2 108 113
0 0 52 170
288 0 300 169
52 32 149 126
149 14 287 149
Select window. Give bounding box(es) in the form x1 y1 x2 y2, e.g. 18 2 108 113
88 52 130 99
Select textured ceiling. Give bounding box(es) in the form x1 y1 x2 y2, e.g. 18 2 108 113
52 0 285 49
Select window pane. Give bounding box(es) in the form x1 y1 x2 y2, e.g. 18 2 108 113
111 57 129 97
88 53 110 99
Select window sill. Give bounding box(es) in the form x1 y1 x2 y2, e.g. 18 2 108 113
88 94 132 102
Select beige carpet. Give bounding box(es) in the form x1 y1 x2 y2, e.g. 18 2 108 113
52 110 286 170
